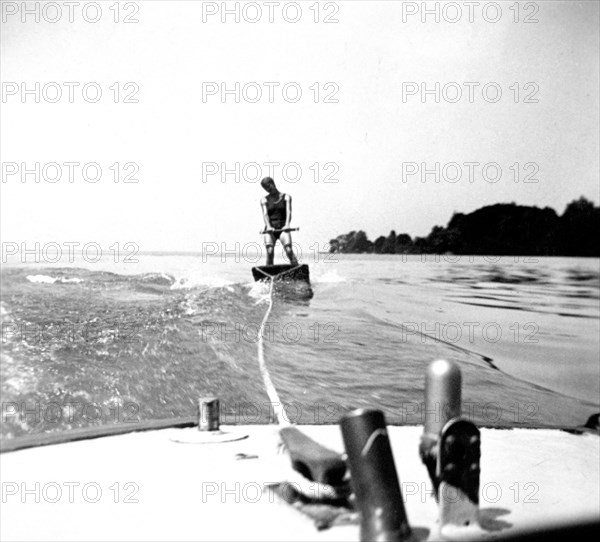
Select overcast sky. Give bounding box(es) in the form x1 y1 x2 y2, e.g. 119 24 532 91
1 0 598 252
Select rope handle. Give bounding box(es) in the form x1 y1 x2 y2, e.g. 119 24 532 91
259 227 299 234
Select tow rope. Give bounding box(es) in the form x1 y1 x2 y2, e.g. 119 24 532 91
256 277 290 426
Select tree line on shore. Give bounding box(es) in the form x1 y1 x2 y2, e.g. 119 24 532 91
329 197 599 256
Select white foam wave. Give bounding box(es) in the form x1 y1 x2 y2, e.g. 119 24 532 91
1 353 39 395
141 272 174 284
247 281 271 303
313 270 347 283
27 274 57 284
170 275 234 290
26 275 84 284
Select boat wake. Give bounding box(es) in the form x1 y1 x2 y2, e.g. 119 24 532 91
1 265 597 440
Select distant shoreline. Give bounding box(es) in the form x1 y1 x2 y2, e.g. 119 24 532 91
329 198 599 258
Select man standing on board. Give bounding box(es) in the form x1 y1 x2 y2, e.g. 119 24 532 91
260 177 299 266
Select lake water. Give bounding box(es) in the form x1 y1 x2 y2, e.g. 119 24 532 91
1 253 598 439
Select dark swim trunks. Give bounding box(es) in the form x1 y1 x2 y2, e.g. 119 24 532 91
267 230 283 243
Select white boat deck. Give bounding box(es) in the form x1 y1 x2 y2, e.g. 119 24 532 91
1 425 598 541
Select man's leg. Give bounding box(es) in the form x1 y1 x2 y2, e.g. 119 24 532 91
284 244 298 266
266 245 275 265
280 232 298 265
263 233 275 265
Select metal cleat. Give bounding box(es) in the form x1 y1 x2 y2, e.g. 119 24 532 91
437 418 481 536
198 397 220 432
340 409 413 541
169 396 248 444
419 359 462 497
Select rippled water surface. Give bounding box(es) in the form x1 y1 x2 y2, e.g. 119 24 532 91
1 254 598 439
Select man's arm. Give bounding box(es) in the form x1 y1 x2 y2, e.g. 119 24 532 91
261 198 272 231
284 194 292 228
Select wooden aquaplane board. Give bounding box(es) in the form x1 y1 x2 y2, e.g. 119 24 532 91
252 264 311 284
